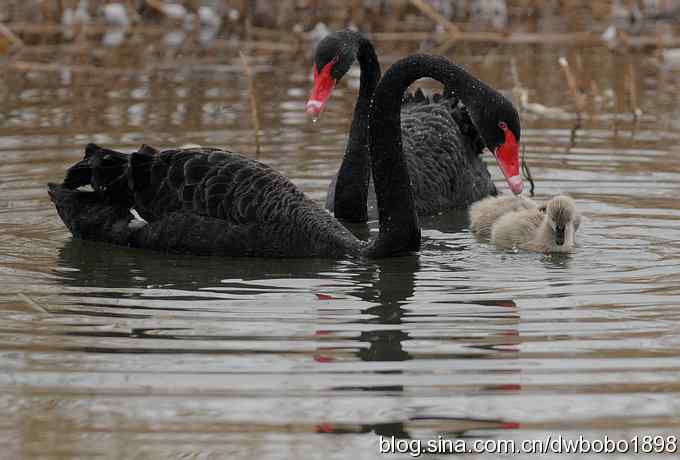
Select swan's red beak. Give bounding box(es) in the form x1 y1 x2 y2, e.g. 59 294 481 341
306 58 337 117
494 124 523 195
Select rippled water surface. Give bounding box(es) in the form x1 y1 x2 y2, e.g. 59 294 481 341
1 42 680 459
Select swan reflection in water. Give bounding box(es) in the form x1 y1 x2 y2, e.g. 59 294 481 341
310 257 523 440
55 238 521 443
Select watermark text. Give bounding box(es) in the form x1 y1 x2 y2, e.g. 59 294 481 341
378 434 678 456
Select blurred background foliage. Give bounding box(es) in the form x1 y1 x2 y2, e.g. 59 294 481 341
0 1 678 122
0 1 678 49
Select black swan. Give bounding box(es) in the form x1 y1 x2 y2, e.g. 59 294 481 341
306 30 523 222
48 54 518 258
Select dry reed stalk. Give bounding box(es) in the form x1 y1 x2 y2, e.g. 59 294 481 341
625 62 642 119
5 20 680 49
409 0 461 37
8 22 109 34
434 36 457 54
575 54 584 76
376 31 590 45
241 40 297 52
510 59 535 196
558 56 586 115
372 32 434 42
8 58 267 77
520 144 535 197
377 30 680 48
251 26 298 41
239 50 261 156
17 293 49 313
509 57 526 109
590 80 602 110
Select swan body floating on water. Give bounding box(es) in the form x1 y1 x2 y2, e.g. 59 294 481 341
470 195 581 253
469 195 538 239
49 54 519 259
306 30 523 222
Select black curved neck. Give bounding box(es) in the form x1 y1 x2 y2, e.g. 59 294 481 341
364 54 492 257
333 35 380 222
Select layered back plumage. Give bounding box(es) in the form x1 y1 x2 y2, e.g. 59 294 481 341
310 30 522 222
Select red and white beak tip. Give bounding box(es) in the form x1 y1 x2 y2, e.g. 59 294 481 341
306 99 324 117
507 175 524 195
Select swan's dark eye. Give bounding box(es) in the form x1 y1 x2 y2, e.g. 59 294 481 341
498 121 508 131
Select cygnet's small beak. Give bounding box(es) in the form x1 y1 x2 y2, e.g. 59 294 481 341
555 226 565 246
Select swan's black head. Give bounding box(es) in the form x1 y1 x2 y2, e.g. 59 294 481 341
306 30 362 116
468 92 523 195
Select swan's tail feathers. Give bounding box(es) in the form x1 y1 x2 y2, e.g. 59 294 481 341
128 144 159 190
61 143 101 189
48 183 134 245
89 144 131 199
50 143 138 244
402 88 460 108
62 143 133 204
402 90 485 156
402 88 458 107
62 160 92 190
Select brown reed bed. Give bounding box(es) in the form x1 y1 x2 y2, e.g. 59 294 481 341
0 0 675 132
1 0 678 50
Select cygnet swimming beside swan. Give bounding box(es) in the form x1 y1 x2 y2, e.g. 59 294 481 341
470 195 581 253
468 195 538 239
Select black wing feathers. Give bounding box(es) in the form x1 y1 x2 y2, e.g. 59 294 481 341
398 93 496 214
126 148 311 228
52 144 358 257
